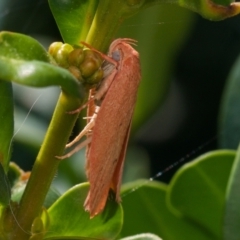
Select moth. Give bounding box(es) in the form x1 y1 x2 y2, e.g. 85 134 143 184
59 38 141 218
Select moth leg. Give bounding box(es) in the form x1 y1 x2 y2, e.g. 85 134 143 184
56 136 92 160
66 116 95 148
66 106 99 148
67 97 94 114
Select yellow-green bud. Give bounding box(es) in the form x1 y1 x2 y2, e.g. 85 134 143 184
79 49 103 78
48 42 63 58
68 66 83 81
68 48 84 66
85 68 104 85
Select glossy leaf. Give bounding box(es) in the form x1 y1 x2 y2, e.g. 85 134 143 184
167 150 235 239
120 180 214 240
0 31 85 99
120 233 162 240
224 144 240 240
49 0 99 44
219 54 240 149
49 0 240 54
144 0 240 21
0 58 83 98
0 31 51 62
44 183 123 239
11 183 60 209
0 80 13 171
85 0 240 51
49 0 145 51
44 187 61 209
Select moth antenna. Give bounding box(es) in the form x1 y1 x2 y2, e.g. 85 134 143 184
80 41 118 67
121 38 138 46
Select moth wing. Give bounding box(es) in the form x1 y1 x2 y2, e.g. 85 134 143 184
85 46 141 217
111 120 131 202
84 121 131 216
84 103 134 217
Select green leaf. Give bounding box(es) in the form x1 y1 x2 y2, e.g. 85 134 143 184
49 0 146 52
85 0 146 51
44 187 62 209
223 144 240 240
120 233 162 240
44 183 123 239
144 0 240 21
49 0 99 44
120 180 214 240
167 150 235 239
0 162 10 207
219 54 240 149
0 58 84 98
0 31 85 99
0 31 51 62
0 80 13 171
11 183 60 209
175 0 240 20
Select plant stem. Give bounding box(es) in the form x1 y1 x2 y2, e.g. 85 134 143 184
8 1 145 238
86 0 142 51
11 92 83 240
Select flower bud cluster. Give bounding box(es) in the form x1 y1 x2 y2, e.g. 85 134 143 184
49 42 103 89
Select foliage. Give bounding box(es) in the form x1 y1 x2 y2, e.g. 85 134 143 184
0 0 240 239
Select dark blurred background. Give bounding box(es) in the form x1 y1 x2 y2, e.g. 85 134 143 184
136 15 240 182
